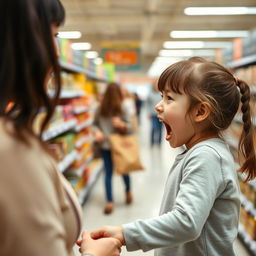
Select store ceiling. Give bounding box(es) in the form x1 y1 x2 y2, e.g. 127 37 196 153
60 0 256 73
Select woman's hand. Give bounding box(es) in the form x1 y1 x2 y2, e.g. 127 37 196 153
90 225 125 245
77 230 122 256
94 129 105 143
112 117 127 131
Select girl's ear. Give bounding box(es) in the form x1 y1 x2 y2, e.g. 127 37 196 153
193 102 211 122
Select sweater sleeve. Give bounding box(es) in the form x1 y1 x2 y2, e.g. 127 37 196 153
123 148 225 252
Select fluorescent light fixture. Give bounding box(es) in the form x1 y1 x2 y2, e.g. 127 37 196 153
71 42 91 51
85 51 98 59
184 7 256 15
159 49 215 57
94 57 103 65
163 41 204 48
163 41 232 49
58 31 82 39
148 57 182 77
170 30 249 38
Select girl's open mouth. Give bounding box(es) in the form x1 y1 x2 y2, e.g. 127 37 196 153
163 121 173 141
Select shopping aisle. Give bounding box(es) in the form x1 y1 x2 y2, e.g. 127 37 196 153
74 107 250 256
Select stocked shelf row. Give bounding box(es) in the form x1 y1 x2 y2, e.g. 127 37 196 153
42 119 77 141
227 54 256 69
239 224 256 256
78 161 103 205
48 89 85 99
42 117 93 142
58 150 78 173
59 60 108 82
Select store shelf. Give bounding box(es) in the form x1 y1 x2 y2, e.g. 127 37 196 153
48 89 85 99
75 135 92 148
59 60 107 82
57 150 78 173
68 156 94 177
78 161 103 205
75 119 93 132
241 194 256 217
227 54 256 69
42 119 77 141
239 224 256 256
73 106 90 115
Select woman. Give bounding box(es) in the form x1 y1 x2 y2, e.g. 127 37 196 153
94 82 133 214
0 0 121 255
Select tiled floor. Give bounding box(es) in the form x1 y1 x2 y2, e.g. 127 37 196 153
73 108 250 256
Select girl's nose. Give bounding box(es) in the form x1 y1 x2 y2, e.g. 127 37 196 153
155 100 163 112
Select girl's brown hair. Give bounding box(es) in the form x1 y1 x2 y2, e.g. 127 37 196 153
158 57 256 181
100 82 123 117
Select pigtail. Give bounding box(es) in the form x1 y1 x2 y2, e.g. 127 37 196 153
237 79 256 181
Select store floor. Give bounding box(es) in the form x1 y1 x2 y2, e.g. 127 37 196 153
74 108 250 256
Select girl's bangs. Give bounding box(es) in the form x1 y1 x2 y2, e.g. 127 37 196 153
157 60 193 94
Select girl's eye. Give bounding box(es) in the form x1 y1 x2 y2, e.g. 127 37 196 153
167 95 174 101
160 94 163 98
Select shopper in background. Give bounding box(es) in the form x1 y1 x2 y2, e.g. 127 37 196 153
93 82 133 214
79 57 256 255
121 87 138 132
134 92 143 124
0 0 121 255
146 81 163 146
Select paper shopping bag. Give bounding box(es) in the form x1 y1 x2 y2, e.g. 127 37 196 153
109 133 144 175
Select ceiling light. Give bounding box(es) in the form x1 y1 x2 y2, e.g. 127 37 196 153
159 49 215 57
148 57 182 77
170 30 249 38
163 41 204 48
58 31 82 39
85 51 98 59
94 57 103 65
184 7 256 15
71 43 91 51
163 41 232 49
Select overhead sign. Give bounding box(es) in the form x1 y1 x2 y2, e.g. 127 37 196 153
101 42 141 71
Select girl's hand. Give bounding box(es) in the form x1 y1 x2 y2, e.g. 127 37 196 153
77 230 122 256
90 225 125 245
94 129 105 143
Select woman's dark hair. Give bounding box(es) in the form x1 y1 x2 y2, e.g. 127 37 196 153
158 57 256 181
100 82 123 117
0 0 65 143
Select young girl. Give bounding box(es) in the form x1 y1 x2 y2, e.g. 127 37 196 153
93 82 133 214
79 57 256 255
0 0 121 255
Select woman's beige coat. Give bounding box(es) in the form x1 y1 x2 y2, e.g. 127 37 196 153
0 120 82 256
